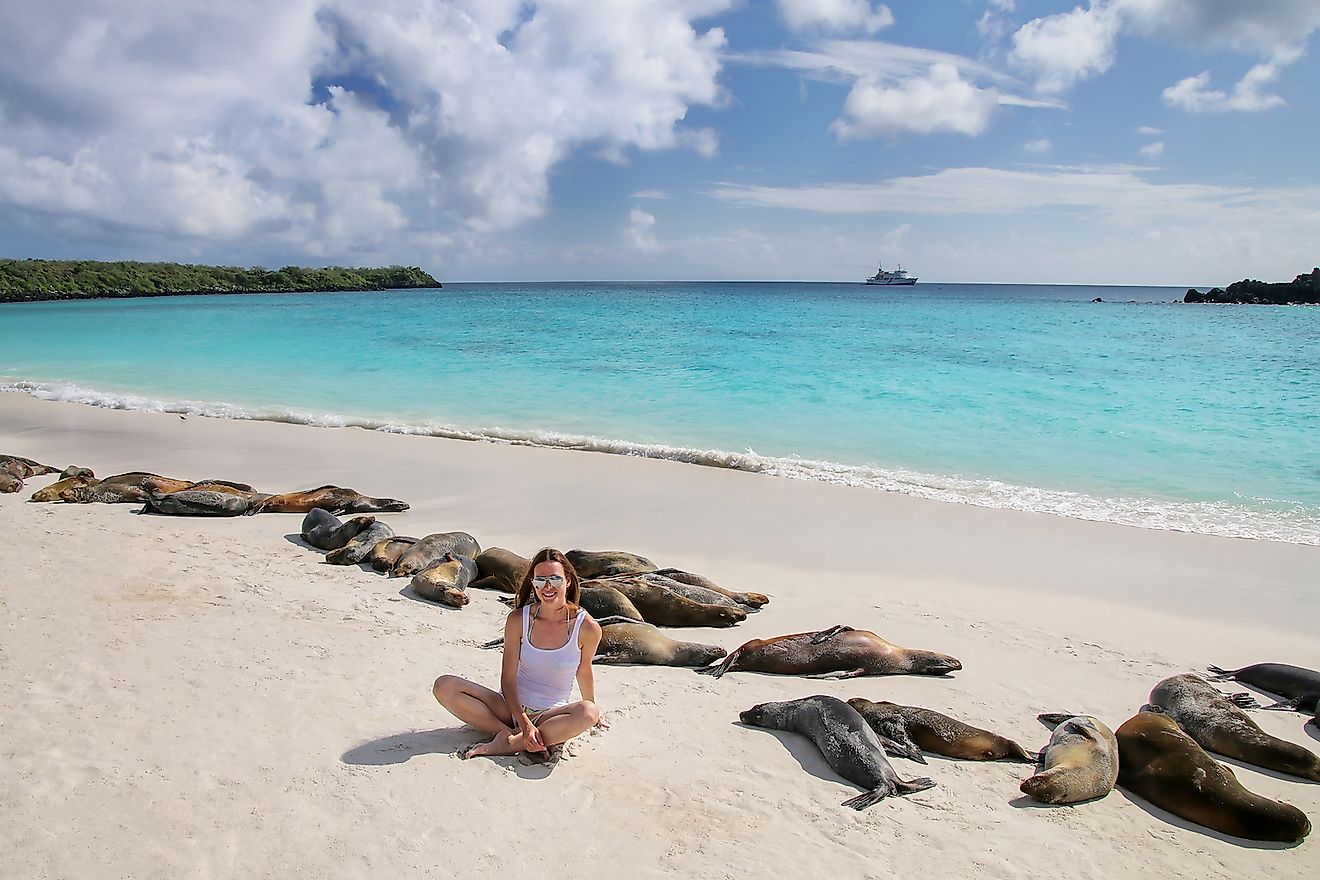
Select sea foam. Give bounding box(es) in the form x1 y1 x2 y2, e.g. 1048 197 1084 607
5 378 1316 546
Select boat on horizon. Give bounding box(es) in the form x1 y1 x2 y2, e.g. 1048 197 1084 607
865 263 917 285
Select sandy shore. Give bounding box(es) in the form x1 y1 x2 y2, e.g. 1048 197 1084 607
1 391 1316 879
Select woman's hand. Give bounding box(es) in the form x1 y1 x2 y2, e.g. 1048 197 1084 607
519 714 547 753
594 712 611 731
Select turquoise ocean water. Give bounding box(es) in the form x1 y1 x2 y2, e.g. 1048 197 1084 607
2 282 1317 544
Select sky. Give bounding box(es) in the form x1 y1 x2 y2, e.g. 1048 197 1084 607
1 0 1318 285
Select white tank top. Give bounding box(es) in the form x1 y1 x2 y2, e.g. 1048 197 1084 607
516 605 587 711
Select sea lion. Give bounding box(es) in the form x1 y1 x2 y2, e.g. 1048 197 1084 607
1019 714 1119 805
586 576 744 628
0 473 22 493
739 696 935 809
1 460 29 479
593 617 727 667
59 472 192 503
59 466 95 479
565 549 657 579
698 625 961 679
0 455 59 477
1117 711 1311 843
252 485 409 514
1148 674 1320 781
142 489 253 517
599 573 746 611
653 568 769 608
469 547 531 593
30 475 100 502
326 520 396 565
848 698 1035 763
578 584 645 622
368 536 418 572
409 552 478 607
1208 662 1320 712
391 532 481 578
301 509 378 551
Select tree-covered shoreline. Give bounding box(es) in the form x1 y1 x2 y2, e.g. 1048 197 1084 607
0 259 441 303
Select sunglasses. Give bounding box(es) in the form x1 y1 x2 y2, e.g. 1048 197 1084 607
531 575 566 587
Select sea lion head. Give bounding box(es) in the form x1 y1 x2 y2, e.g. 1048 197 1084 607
910 651 962 676
739 702 774 726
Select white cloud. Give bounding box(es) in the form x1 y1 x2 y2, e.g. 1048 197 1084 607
1138 141 1164 157
625 207 660 253
1162 63 1286 113
776 0 894 35
1010 4 1123 93
1115 0 1320 60
1136 125 1163 135
1023 138 1053 153
831 64 1000 138
631 189 671 200
0 0 731 262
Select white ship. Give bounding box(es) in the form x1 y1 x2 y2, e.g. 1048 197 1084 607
865 263 917 285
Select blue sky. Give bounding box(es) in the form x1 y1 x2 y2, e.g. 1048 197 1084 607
1 1 1317 285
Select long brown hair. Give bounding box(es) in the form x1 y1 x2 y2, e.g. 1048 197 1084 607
514 547 582 611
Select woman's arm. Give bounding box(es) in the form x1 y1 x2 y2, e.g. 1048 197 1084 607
575 616 603 705
500 611 542 749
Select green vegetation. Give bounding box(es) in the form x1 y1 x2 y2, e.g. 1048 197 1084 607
1184 268 1320 305
0 259 441 302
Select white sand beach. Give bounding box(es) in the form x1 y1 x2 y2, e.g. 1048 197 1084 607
1 391 1316 879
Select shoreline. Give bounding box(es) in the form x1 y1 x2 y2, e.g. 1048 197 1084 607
3 379 1317 547
2 393 1317 877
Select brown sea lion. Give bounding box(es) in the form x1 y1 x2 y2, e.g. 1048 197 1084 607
469 547 531 593
31 475 100 502
1117 710 1311 843
848 698 1034 763
326 521 396 565
391 532 481 578
698 625 961 678
251 485 409 514
653 568 769 608
142 489 253 516
578 584 645 622
1 459 29 479
740 696 936 809
586 576 745 628
593 617 727 667
59 466 95 479
0 455 59 477
0 473 22 493
1019 714 1119 804
367 536 418 572
410 553 478 607
599 572 755 612
1148 674 1320 782
565 549 657 579
301 509 377 551
59 472 191 503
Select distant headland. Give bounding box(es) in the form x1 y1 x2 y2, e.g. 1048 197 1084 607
1184 268 1319 305
0 259 441 303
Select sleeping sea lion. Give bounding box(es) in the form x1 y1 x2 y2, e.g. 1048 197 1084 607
0 473 22 493
565 549 657 579
326 520 396 565
593 617 727 667
1208 662 1320 712
740 696 935 809
0 455 59 477
142 489 253 517
368 536 418 572
653 568 769 608
1019 714 1119 804
578 584 645 622
252 485 409 514
59 466 95 479
599 573 746 611
301 509 378 551
59 472 192 503
585 576 744 628
1148 674 1320 781
30 475 101 502
391 532 481 578
410 553 478 607
848 699 1034 763
698 625 961 679
1117 710 1311 843
469 547 531 593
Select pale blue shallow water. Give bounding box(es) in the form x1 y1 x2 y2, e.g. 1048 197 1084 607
2 282 1317 543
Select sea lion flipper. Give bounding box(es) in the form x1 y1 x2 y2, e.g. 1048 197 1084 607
1205 664 1235 680
840 788 889 810
877 734 927 764
1036 713 1077 728
805 667 868 680
696 648 740 678
1226 692 1261 709
1262 697 1300 711
895 777 936 795
479 637 504 650
810 625 854 645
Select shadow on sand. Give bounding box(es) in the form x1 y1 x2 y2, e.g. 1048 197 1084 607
342 728 567 780
1114 788 1304 850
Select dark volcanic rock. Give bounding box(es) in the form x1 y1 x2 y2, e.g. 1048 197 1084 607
1184 268 1320 305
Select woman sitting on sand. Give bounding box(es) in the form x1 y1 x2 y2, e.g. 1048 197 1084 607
433 548 605 760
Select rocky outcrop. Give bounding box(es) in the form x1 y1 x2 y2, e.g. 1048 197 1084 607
1185 268 1320 304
